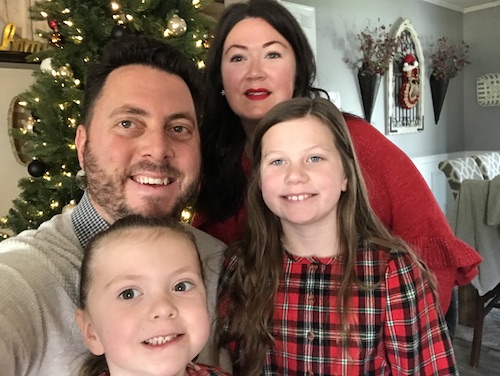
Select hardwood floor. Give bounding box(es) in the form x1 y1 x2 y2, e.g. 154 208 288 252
453 337 500 375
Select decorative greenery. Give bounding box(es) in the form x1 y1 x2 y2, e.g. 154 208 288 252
429 37 470 80
343 22 399 76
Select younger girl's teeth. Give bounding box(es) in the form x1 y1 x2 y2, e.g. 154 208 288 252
287 194 310 201
144 334 179 345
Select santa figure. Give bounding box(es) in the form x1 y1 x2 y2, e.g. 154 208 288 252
400 53 420 109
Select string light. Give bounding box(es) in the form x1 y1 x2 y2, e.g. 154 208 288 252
192 0 201 8
50 201 59 210
180 207 194 223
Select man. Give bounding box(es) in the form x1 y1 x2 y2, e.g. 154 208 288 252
0 35 226 375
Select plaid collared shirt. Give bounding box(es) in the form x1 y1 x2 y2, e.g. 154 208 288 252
71 192 109 249
219 243 457 375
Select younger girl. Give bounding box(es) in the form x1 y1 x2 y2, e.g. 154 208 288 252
76 215 230 376
217 97 457 375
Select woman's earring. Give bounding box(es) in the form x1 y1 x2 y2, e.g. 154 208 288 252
221 89 225 96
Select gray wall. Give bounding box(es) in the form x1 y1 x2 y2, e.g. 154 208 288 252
285 0 498 157
464 6 500 151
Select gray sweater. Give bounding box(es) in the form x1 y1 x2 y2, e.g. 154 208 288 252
0 206 227 375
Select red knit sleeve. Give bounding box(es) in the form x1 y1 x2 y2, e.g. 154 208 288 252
344 115 482 311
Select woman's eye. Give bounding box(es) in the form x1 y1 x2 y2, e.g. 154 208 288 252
119 120 133 129
229 54 244 63
174 281 194 292
271 159 285 166
267 52 282 59
119 288 142 300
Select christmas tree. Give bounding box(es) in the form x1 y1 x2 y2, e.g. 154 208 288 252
1 0 215 238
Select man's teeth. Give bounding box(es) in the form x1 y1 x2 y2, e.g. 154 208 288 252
286 194 311 201
134 176 169 185
144 334 179 345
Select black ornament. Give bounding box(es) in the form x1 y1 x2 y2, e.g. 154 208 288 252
111 24 131 39
28 160 47 177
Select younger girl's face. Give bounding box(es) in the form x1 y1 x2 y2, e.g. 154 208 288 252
221 17 296 131
259 116 348 230
76 228 210 376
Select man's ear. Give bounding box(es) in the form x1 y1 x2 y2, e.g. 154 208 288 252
75 309 105 356
75 125 87 170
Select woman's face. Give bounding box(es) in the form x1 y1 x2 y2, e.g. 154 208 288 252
221 17 296 133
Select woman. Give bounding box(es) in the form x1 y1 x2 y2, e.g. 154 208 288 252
194 0 480 316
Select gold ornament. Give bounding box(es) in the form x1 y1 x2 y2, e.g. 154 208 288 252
49 31 64 47
164 14 187 37
57 64 73 78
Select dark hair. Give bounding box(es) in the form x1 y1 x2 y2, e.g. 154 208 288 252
217 98 432 374
78 214 199 376
196 0 323 222
82 35 203 127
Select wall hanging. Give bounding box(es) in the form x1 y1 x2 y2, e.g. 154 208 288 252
343 22 398 122
384 18 424 135
7 95 34 165
429 37 470 123
476 73 500 107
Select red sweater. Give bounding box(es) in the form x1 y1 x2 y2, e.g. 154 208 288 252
194 115 481 313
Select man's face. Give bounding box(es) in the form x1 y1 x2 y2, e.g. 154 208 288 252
76 65 200 223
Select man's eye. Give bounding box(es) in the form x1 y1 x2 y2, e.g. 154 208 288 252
172 125 186 133
119 288 141 300
119 120 133 129
173 281 194 292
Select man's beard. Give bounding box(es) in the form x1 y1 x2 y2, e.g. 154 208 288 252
82 141 199 223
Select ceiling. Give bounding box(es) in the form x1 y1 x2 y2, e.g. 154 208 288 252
421 0 500 12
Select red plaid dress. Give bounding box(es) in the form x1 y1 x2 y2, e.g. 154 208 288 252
218 243 457 375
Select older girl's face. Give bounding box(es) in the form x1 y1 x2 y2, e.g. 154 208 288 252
221 17 296 133
259 116 348 231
